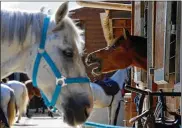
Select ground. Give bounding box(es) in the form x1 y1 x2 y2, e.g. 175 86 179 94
12 113 72 128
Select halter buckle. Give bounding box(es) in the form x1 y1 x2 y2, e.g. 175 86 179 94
56 76 67 86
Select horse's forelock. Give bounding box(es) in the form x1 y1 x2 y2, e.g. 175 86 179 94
63 17 85 55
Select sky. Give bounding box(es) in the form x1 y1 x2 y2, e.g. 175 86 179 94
1 2 82 13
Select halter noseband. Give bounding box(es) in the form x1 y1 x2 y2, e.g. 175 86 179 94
32 16 90 111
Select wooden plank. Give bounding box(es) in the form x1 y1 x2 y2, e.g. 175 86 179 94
86 20 103 25
133 2 143 83
126 19 131 27
77 1 132 11
86 25 103 30
134 1 141 36
112 19 127 27
110 10 131 19
133 1 148 84
154 2 166 69
154 2 170 84
147 1 154 90
131 1 135 35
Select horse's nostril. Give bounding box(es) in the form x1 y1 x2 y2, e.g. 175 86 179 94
90 55 93 62
86 55 93 64
89 54 95 62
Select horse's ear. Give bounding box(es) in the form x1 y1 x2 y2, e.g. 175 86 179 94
52 2 68 32
55 2 68 24
123 28 130 40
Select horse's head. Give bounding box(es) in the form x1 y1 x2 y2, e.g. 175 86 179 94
85 28 133 75
32 2 93 126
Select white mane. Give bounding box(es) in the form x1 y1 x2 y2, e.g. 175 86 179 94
1 9 46 44
1 9 85 54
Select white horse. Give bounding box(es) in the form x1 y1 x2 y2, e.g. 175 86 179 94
86 69 129 127
0 84 16 127
1 2 93 127
4 80 29 123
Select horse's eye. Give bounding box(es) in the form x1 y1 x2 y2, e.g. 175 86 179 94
62 49 73 58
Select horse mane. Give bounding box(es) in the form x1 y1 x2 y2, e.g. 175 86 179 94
130 36 147 58
1 9 47 44
113 35 147 59
1 9 85 55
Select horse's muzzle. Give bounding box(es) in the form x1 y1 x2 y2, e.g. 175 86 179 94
85 54 100 67
61 94 91 126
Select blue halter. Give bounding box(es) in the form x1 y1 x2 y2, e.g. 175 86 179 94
32 16 90 111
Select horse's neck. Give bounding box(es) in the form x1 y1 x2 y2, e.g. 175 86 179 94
132 53 147 70
110 69 127 89
1 39 38 78
1 10 49 78
130 36 147 70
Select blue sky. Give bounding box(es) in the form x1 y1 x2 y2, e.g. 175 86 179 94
1 2 81 12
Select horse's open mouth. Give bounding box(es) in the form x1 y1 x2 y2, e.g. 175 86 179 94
85 54 102 76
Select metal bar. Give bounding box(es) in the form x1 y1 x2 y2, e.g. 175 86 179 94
125 85 150 95
125 86 181 96
150 92 181 96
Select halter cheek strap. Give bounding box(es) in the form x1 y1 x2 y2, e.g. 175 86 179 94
32 16 90 111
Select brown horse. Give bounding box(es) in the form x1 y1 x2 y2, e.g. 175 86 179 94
24 80 54 118
85 28 147 75
24 80 41 118
24 80 41 100
85 27 157 96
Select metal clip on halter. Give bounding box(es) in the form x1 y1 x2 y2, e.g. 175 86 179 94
56 77 67 87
